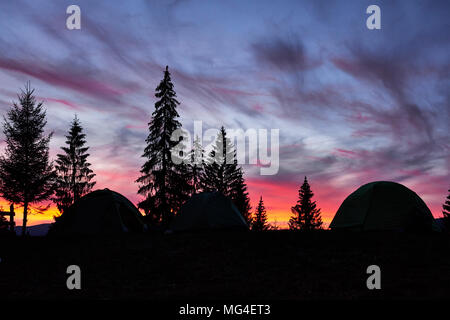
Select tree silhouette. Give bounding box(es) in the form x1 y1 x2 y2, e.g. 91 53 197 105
0 84 56 236
136 66 187 227
185 135 204 195
201 127 251 224
54 116 96 214
443 188 450 230
230 167 252 225
201 127 235 194
252 196 270 231
289 177 323 231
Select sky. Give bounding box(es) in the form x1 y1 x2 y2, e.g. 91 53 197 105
0 0 448 227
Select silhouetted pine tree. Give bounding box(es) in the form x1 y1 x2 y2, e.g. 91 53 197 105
201 127 234 194
54 116 96 214
0 84 56 236
289 177 323 231
171 155 191 218
443 189 450 230
185 135 204 195
252 196 270 231
230 168 252 225
201 127 251 224
136 66 187 227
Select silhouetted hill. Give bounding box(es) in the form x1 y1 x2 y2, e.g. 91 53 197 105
15 223 51 236
0 231 449 299
435 218 447 231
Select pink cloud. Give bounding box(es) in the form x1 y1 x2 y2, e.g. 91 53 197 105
0 58 128 99
42 97 81 110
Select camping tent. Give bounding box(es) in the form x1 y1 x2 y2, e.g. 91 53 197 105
170 192 248 232
51 188 146 235
329 181 439 232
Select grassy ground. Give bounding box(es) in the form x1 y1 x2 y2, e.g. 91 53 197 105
0 230 449 300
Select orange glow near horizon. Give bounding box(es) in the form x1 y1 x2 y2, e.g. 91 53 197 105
0 199 58 227
2 178 443 229
4 194 332 229
246 178 338 229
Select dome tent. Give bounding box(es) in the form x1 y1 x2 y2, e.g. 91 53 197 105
170 192 248 232
329 181 440 232
50 189 146 235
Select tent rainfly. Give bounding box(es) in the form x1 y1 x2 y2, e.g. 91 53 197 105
170 192 248 232
329 181 440 232
50 188 146 235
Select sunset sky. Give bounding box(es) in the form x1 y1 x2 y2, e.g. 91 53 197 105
0 0 448 227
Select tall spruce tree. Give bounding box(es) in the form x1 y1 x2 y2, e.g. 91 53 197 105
0 84 56 236
185 135 204 195
443 188 450 230
201 127 235 194
289 176 323 231
201 127 251 224
252 196 270 231
136 66 188 227
230 167 252 225
54 116 96 214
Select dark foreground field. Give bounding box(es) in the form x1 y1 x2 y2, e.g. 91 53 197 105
0 231 449 300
